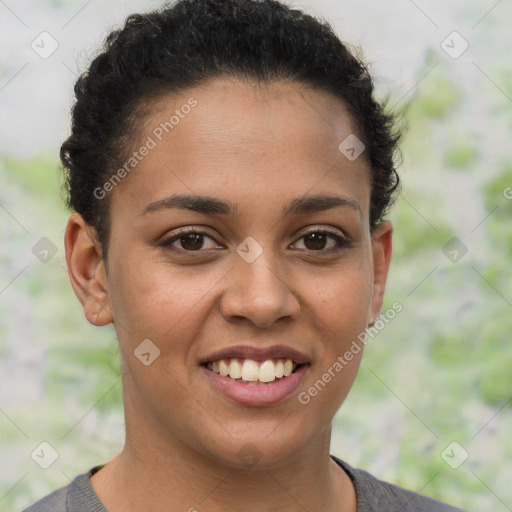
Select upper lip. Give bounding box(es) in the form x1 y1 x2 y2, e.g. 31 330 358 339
200 344 311 365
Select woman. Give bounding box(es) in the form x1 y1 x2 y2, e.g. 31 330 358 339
24 0 465 510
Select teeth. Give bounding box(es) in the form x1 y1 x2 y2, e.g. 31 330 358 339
206 358 298 383
275 360 284 378
283 360 293 377
228 359 242 379
218 359 229 376
258 360 276 383
241 360 259 381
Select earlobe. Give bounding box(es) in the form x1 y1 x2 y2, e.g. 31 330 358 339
64 213 113 326
369 221 393 325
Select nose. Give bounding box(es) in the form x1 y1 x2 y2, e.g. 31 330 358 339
220 250 301 329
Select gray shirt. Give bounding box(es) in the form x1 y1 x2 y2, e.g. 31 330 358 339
22 455 466 511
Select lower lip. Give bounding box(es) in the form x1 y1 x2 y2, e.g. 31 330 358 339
201 365 309 406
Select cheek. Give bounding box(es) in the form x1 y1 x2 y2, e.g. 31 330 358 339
299 262 372 409
306 263 373 343
110 247 373 348
107 256 224 414
108 253 225 352
296 282 369 425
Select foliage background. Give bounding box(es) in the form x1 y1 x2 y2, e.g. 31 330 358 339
0 0 510 511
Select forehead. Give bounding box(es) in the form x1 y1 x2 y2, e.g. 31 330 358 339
110 77 371 220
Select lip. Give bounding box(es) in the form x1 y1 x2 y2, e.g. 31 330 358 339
201 364 310 406
199 344 311 365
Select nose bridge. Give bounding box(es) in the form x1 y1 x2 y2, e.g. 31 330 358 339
220 238 300 327
241 245 284 293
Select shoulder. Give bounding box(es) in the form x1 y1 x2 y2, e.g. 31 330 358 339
22 467 106 512
331 455 466 512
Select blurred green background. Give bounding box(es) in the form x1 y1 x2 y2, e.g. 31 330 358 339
1 1 511 511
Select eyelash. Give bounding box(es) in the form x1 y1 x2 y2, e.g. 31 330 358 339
159 227 351 254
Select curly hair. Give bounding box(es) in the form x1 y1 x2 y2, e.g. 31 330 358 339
60 0 401 259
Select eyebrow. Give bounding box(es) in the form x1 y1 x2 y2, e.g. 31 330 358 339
139 193 360 217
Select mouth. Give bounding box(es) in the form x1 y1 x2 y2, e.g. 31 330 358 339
203 358 302 385
199 345 310 406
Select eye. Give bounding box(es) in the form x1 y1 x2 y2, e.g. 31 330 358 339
159 229 220 252
159 227 351 253
292 229 351 252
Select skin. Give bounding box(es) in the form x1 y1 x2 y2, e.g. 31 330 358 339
65 77 393 512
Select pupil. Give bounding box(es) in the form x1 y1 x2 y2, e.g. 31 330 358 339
181 234 203 250
179 233 328 251
305 233 326 250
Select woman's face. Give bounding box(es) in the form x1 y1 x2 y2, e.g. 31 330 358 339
70 77 392 468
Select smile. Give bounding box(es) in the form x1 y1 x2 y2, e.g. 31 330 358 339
204 358 300 384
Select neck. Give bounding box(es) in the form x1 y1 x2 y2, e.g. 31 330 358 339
91 421 356 512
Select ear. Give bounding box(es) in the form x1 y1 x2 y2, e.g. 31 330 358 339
368 221 393 325
64 212 113 326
